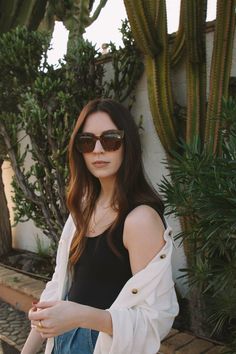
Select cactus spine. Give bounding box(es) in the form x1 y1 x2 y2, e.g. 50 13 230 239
184 0 207 144
124 0 236 157
124 0 178 155
205 0 236 154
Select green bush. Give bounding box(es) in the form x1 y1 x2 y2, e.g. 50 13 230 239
0 23 143 246
159 97 236 350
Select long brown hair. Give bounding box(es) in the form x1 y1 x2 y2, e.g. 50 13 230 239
67 98 164 266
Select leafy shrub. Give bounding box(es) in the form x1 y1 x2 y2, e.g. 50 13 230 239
159 97 236 350
0 23 143 246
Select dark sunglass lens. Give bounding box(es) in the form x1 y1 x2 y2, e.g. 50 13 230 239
76 136 95 153
101 133 123 151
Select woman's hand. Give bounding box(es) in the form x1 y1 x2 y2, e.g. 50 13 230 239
29 300 113 338
29 300 81 338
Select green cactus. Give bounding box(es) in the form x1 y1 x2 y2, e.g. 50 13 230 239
170 0 185 67
124 0 178 155
0 0 48 32
124 0 236 157
46 0 108 52
184 0 207 144
123 0 162 57
205 0 236 154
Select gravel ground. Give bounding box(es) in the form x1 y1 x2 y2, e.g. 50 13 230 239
0 300 45 354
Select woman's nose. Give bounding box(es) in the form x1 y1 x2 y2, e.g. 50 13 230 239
93 139 104 153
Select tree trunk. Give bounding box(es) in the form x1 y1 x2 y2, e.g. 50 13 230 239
0 160 12 257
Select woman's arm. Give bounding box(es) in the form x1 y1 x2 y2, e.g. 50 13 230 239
20 328 45 354
28 300 113 338
123 205 166 274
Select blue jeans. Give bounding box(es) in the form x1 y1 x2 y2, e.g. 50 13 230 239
52 327 99 354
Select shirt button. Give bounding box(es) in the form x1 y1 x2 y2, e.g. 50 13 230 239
131 288 138 294
160 254 166 259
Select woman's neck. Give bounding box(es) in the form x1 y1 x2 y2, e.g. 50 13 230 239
98 177 116 208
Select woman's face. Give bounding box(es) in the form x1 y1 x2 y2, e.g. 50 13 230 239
81 111 124 181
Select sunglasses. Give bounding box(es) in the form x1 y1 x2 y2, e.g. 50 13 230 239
75 129 124 153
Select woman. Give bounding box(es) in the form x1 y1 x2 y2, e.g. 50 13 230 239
21 98 179 354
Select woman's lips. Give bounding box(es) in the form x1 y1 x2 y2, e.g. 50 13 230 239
92 161 110 168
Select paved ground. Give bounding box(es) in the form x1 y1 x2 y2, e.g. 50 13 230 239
0 338 20 354
0 300 45 354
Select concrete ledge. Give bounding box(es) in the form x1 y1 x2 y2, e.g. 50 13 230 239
0 265 226 354
0 265 45 312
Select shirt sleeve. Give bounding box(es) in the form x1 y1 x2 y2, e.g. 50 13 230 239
107 287 178 354
39 214 74 302
94 230 179 354
94 275 178 354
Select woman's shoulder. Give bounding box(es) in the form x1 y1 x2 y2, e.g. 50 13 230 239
123 204 165 242
125 204 165 228
123 204 166 273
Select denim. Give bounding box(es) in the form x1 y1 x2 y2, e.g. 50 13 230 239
52 327 99 354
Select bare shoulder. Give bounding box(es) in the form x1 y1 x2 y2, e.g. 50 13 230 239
125 204 164 228
124 205 165 236
123 205 166 274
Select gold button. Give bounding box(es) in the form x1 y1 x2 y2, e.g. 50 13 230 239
131 288 138 294
160 254 166 259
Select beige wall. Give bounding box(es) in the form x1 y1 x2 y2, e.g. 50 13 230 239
2 132 50 252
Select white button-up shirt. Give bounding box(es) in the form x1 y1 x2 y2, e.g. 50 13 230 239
41 215 179 354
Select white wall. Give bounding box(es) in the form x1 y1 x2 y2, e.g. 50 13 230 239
2 133 50 252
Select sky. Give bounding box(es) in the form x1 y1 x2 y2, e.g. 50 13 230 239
47 0 217 66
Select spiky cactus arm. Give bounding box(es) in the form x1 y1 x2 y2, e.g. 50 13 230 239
171 0 185 67
47 0 108 52
146 57 177 155
124 0 178 156
89 0 108 25
205 0 236 154
124 0 162 57
184 0 207 144
0 0 48 32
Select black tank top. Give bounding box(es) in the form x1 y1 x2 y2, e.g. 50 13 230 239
67 222 132 309
67 204 165 309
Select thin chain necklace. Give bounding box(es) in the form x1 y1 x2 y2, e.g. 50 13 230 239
88 207 111 234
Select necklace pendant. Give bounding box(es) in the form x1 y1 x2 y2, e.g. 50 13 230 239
88 225 95 234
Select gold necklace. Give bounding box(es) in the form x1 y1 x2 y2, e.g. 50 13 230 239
88 207 111 234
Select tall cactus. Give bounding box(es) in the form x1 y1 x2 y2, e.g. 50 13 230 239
124 0 236 156
170 0 185 67
46 0 108 52
205 0 236 153
0 0 48 32
184 0 207 144
124 0 178 155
